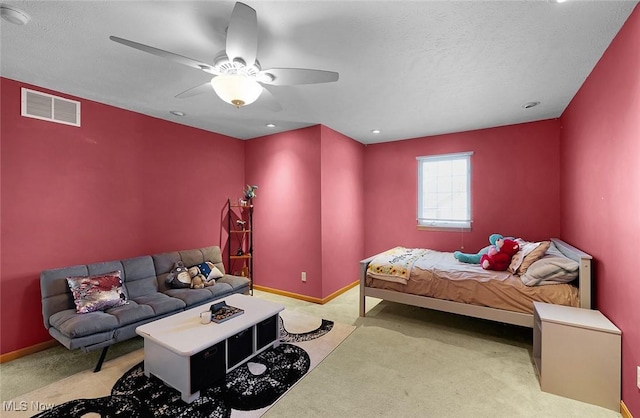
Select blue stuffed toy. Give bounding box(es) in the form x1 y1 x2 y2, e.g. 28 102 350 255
454 233 503 264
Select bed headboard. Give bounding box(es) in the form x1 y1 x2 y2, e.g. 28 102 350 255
551 238 593 309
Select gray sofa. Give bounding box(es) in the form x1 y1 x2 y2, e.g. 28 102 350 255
40 245 250 371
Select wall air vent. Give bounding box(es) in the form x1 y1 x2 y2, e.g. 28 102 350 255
21 88 81 127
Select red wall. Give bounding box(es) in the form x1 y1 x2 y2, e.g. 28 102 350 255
363 120 562 256
0 78 246 354
559 4 640 414
244 127 324 297
3 7 638 408
244 125 365 299
320 126 365 295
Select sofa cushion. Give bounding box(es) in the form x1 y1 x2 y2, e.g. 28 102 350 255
202 246 225 275
152 251 181 275
156 272 172 293
153 251 181 293
125 276 160 300
133 292 185 315
41 265 88 299
217 274 251 292
50 309 119 338
87 261 124 275
205 282 234 299
41 265 88 328
164 288 216 307
121 256 158 298
179 248 207 269
105 301 155 326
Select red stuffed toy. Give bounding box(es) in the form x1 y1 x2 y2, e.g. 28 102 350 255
480 238 520 271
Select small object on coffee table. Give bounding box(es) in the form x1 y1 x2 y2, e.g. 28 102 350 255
210 301 244 323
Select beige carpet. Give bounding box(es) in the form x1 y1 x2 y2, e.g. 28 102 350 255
2 287 622 417
258 289 621 418
2 310 355 417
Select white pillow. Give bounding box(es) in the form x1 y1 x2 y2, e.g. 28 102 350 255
206 265 224 282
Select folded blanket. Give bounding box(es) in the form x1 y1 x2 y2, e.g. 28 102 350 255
367 247 428 285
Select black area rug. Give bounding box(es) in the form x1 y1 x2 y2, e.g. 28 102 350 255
32 318 334 418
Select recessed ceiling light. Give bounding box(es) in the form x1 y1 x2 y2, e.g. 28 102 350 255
1 5 31 25
522 101 541 109
371 129 381 134
266 123 275 128
170 110 185 116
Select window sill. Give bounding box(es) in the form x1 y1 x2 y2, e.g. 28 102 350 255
417 225 472 232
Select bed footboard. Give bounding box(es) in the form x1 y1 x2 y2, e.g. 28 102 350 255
359 255 377 317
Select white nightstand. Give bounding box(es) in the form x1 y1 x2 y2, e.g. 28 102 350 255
533 302 621 411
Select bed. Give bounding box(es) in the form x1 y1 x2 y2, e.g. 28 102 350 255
359 238 592 328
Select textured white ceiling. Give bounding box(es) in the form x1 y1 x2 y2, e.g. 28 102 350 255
1 1 637 144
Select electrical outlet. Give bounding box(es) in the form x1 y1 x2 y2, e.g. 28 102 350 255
301 272 306 282
637 366 640 390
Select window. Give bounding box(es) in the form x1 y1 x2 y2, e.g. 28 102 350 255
417 152 472 229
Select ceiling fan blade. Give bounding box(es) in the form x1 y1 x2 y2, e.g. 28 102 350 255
260 68 339 86
258 87 283 112
109 36 216 74
225 2 258 66
175 81 213 99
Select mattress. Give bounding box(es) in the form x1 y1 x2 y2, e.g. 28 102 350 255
366 249 579 314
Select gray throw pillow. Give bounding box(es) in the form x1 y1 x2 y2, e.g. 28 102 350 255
520 255 579 286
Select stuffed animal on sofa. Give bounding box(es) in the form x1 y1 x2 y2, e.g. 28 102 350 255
190 275 207 289
166 261 192 289
188 266 215 289
480 238 520 271
454 233 503 264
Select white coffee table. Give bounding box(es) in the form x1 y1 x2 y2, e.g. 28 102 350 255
136 293 285 403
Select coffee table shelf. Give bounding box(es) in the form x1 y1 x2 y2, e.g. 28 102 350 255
136 294 284 403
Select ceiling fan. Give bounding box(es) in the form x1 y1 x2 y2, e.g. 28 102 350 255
110 2 339 109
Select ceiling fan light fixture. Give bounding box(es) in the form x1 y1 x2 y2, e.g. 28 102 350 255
1 5 31 25
211 74 263 108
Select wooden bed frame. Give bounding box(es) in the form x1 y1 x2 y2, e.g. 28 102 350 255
359 238 593 328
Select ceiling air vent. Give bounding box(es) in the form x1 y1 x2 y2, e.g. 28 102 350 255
21 88 80 127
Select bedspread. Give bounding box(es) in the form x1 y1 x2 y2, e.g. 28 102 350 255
366 249 579 314
367 247 429 285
